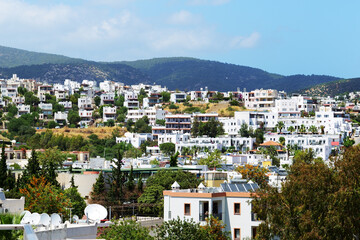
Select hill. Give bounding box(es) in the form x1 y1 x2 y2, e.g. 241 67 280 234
299 78 360 96
122 58 340 92
0 45 341 92
0 45 85 68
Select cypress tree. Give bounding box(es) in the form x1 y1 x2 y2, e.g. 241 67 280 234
126 165 135 191
137 173 143 192
0 143 7 188
27 149 40 177
170 152 179 167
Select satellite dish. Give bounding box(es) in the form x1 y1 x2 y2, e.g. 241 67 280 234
20 211 32 224
50 213 62 227
72 215 79 223
39 213 51 226
84 204 107 221
21 210 31 217
28 213 41 225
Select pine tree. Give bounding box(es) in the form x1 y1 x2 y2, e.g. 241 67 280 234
27 149 40 177
109 150 124 203
5 169 15 190
0 143 7 188
126 165 135 191
137 174 143 192
89 171 107 204
70 175 77 188
170 152 179 167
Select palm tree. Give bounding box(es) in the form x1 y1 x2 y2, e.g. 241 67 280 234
309 125 318 134
276 121 285 133
287 126 295 134
320 125 325 134
299 124 306 133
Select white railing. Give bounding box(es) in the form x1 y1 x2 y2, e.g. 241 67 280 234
0 224 38 240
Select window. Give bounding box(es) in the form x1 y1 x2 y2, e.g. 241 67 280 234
184 203 191 216
234 203 241 215
234 228 241 240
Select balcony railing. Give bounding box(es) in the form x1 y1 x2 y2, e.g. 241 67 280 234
199 212 222 221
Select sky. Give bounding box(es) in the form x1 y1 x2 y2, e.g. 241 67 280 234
0 0 359 78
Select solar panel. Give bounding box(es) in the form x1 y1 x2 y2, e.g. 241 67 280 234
229 184 238 192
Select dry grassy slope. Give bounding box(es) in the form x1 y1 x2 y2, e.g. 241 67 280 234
36 126 126 139
163 102 246 117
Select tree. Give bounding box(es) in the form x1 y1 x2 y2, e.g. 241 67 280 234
191 118 200 137
287 126 295 133
170 152 179 167
309 125 318 134
126 165 135 191
155 217 230 240
252 147 360 239
132 116 151 133
100 219 153 240
106 119 115 127
161 92 171 102
64 186 86 218
155 119 165 126
68 110 81 126
108 150 125 204
198 150 224 169
137 174 143 192
138 170 201 215
94 96 101 107
343 137 355 148
275 121 285 133
160 142 175 156
89 171 107 205
20 176 71 215
0 143 7 188
27 149 40 177
236 164 268 188
38 147 66 186
239 123 250 137
47 120 57 129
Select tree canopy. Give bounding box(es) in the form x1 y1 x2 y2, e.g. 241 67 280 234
252 147 360 239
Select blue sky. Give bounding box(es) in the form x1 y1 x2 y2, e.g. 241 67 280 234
0 0 359 78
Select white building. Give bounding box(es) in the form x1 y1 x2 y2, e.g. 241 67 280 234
164 181 261 239
116 132 152 148
158 133 191 145
103 106 117 122
100 93 115 105
59 101 72 111
0 190 25 214
170 92 187 103
54 111 68 126
78 97 93 110
126 108 166 125
265 133 340 160
79 110 93 126
244 89 278 110
17 104 30 116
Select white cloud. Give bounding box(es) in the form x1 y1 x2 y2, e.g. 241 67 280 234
148 29 214 51
0 0 259 61
0 0 72 27
230 32 260 48
169 10 199 25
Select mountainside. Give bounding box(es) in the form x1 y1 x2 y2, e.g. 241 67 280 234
299 78 360 96
0 45 341 92
122 58 340 92
0 62 151 85
0 45 85 68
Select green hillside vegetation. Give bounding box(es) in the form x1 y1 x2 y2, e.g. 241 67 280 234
0 45 341 92
0 45 84 68
299 78 360 96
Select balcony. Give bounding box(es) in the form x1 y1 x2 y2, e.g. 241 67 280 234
199 212 222 221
